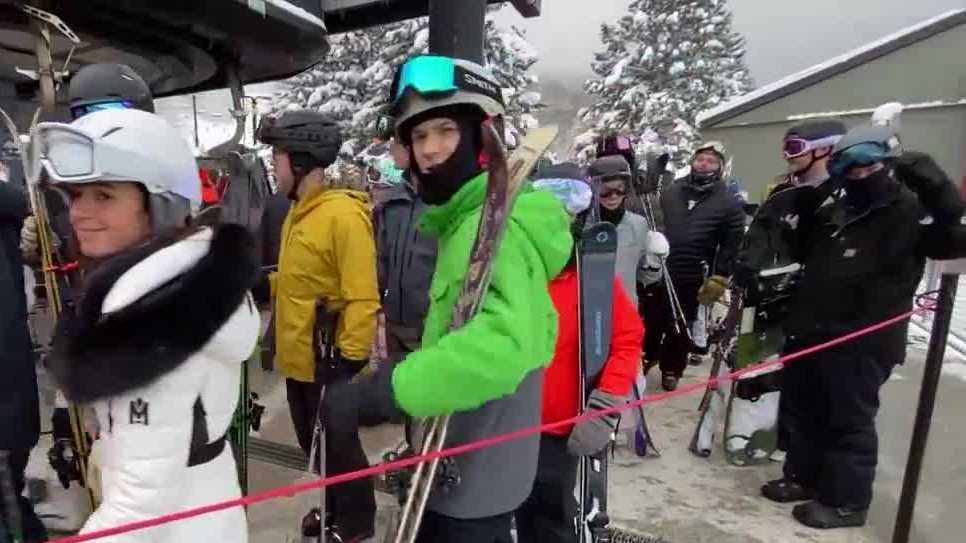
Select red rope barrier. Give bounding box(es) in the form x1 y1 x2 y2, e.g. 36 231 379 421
49 303 934 542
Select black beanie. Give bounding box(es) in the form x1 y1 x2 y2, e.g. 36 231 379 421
784 119 847 142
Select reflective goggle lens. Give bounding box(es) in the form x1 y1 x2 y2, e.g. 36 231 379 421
70 100 135 120
392 55 458 102
783 138 810 158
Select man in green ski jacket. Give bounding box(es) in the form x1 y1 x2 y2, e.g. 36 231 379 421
323 55 571 542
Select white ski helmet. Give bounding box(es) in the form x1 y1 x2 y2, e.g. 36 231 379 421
28 109 201 231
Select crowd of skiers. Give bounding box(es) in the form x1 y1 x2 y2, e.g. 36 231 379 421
2 52 965 543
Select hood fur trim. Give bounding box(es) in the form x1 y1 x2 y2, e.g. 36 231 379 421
49 224 257 402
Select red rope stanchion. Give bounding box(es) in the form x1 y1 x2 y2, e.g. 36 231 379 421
49 304 935 543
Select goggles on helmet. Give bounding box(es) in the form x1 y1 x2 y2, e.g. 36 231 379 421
782 134 842 159
26 122 159 193
828 142 893 178
70 99 136 120
389 55 504 114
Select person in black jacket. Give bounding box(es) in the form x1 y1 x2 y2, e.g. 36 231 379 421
373 139 438 363
0 165 48 542
647 142 745 390
762 124 966 529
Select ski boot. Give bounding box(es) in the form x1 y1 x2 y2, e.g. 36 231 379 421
688 353 706 366
380 444 414 505
301 508 367 543
661 373 679 391
792 501 868 529
248 392 266 432
761 478 814 503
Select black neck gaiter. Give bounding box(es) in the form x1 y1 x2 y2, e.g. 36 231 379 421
599 205 625 225
844 169 894 213
411 116 483 206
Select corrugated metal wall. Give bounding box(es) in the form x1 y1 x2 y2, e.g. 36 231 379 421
700 23 966 202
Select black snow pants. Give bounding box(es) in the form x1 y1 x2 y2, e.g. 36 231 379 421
0 449 48 542
286 375 375 538
780 340 894 509
639 278 700 377
515 434 579 543
416 510 514 543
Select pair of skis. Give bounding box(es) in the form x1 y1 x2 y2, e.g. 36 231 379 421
1 105 95 518
575 221 618 543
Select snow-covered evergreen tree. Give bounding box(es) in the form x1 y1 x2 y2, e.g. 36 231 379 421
578 0 753 166
271 8 543 146
484 18 542 146
270 20 426 139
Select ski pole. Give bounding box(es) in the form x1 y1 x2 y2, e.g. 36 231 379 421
892 273 958 543
661 264 692 343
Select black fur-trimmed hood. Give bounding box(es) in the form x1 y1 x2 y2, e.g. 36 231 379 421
49 223 258 403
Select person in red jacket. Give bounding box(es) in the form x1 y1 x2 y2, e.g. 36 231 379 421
515 170 644 543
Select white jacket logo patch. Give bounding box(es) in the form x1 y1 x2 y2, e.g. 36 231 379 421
688 200 697 211
130 398 149 425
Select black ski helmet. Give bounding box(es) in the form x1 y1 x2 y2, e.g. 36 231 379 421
783 119 847 177
257 110 342 198
257 110 342 171
69 63 154 118
587 154 633 182
783 119 847 144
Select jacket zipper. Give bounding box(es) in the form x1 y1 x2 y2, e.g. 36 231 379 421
395 202 416 324
831 203 888 238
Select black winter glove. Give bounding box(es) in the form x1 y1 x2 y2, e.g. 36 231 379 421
322 361 402 435
895 151 964 223
639 152 671 195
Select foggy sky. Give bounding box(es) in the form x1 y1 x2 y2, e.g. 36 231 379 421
493 0 965 86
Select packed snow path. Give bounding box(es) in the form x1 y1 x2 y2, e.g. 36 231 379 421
236 344 964 543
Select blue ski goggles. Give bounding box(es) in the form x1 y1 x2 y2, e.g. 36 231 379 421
70 99 136 120
828 143 891 177
389 55 504 112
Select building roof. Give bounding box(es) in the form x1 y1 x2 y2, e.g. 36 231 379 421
697 9 966 128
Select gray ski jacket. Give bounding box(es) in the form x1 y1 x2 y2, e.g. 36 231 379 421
374 182 437 332
614 210 651 306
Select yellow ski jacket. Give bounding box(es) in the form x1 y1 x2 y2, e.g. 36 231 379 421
271 187 379 382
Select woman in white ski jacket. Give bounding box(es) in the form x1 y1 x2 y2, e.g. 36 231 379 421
36 109 258 542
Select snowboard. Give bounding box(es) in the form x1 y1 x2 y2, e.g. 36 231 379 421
722 184 814 466
722 269 796 466
576 221 618 543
